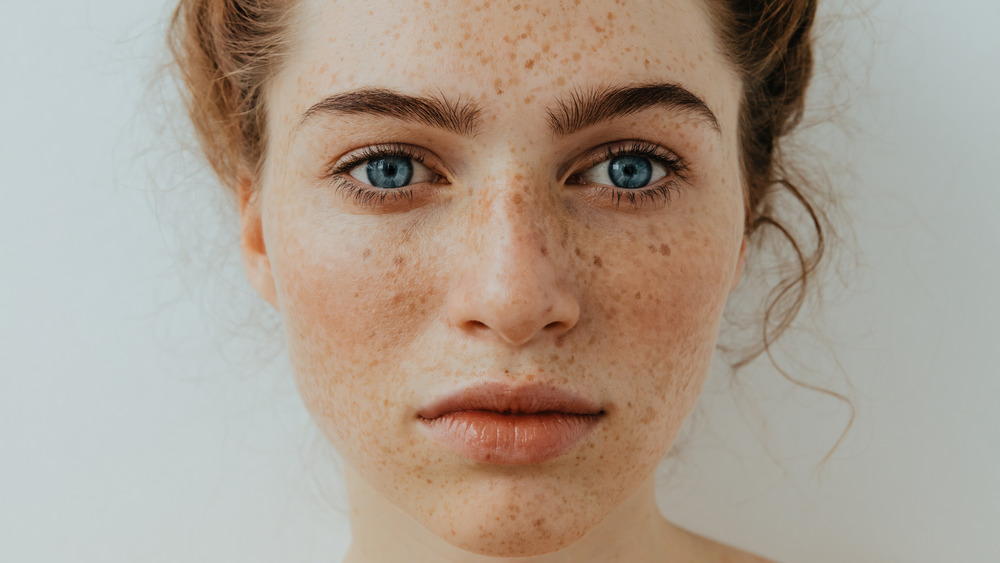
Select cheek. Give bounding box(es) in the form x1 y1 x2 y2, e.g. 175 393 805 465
266 210 445 450
584 223 737 433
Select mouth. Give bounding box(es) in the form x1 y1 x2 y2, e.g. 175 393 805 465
416 382 606 465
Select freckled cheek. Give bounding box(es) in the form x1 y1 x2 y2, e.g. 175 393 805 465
269 228 444 442
587 237 734 428
621 260 729 354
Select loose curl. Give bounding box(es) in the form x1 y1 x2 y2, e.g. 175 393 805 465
168 0 853 455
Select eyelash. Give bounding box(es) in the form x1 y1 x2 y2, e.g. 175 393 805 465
325 143 434 209
568 140 690 210
323 140 690 210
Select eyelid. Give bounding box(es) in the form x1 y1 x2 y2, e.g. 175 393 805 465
565 140 690 184
326 143 445 177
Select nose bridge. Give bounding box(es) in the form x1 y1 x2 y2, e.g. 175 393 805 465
447 168 579 347
483 173 552 270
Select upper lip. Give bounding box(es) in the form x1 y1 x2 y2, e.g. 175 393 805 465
416 381 605 419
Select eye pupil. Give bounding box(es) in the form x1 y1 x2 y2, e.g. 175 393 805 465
366 156 414 189
608 156 653 189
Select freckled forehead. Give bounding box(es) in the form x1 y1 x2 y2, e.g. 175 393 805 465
274 0 738 131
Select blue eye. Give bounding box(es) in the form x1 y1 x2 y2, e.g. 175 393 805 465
608 156 653 189
579 150 670 190
346 152 437 189
362 156 413 189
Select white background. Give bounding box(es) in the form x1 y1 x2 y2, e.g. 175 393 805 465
2 1 998 561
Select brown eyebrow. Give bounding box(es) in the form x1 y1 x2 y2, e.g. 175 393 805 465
546 83 721 136
298 88 483 137
298 82 719 138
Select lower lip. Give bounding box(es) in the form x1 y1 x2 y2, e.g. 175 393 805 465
418 411 602 465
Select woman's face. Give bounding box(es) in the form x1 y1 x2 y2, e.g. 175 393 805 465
244 0 745 556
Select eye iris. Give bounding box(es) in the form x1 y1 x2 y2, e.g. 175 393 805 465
366 156 413 189
608 156 653 189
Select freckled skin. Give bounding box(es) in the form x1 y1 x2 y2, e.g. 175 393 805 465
240 0 769 561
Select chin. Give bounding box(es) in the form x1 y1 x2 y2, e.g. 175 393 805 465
432 506 593 557
412 470 607 558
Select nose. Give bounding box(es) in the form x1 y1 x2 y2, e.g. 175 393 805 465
446 178 581 347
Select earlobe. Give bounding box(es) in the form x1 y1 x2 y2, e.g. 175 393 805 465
238 180 279 309
730 235 747 292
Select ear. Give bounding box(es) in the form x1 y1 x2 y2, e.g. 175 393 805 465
730 235 747 292
238 179 279 309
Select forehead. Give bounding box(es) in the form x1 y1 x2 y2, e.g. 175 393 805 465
272 0 739 133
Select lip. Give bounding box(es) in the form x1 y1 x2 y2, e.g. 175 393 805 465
416 382 605 465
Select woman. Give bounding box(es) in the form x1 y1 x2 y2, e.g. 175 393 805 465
169 0 828 560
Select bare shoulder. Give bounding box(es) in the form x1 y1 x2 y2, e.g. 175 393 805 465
700 540 777 563
671 524 779 563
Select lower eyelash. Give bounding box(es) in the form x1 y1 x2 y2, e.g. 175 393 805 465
593 183 680 210
329 176 416 209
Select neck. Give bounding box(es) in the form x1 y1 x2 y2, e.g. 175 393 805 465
341 464 694 563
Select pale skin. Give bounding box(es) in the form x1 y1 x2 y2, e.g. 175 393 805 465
238 0 773 560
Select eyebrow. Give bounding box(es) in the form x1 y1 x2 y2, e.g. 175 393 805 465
297 82 719 138
298 88 483 137
546 83 720 136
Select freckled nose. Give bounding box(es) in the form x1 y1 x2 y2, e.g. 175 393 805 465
446 184 580 347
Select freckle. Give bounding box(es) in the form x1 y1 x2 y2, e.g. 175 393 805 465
523 95 534 104
572 52 581 61
542 43 551 53
574 247 582 257
635 291 642 299
394 255 405 266
659 243 671 256
648 244 657 253
556 76 566 86
524 59 535 69
593 255 603 268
